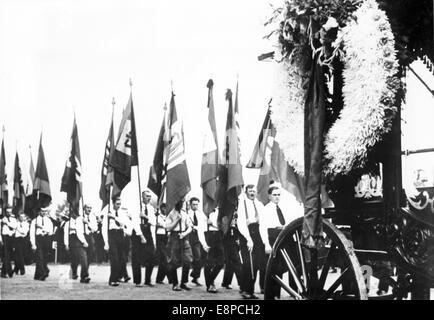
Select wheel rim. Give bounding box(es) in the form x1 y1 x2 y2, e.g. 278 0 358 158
264 217 368 300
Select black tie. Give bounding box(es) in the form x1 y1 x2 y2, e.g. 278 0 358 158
276 205 285 226
115 210 120 227
142 206 148 225
193 211 198 226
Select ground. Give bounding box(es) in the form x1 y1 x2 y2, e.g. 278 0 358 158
1 263 433 300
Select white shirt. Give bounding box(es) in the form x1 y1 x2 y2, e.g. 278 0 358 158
30 215 54 248
259 199 303 249
82 212 98 235
130 203 156 243
1 216 18 236
236 195 265 245
64 216 88 247
196 210 219 249
15 220 30 238
102 207 131 246
155 213 167 235
165 209 192 233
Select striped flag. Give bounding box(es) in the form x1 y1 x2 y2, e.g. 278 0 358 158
33 134 51 208
109 93 138 197
201 79 220 215
166 92 191 213
13 151 25 214
61 116 82 215
148 105 168 200
0 133 8 210
218 88 244 234
99 111 115 209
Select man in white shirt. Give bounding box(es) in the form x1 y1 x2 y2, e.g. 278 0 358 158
183 197 204 287
30 206 54 281
260 185 303 254
155 203 169 284
1 205 17 278
165 198 193 291
82 204 98 264
236 184 266 299
64 207 90 283
131 189 156 287
14 212 29 275
102 195 131 286
197 205 224 294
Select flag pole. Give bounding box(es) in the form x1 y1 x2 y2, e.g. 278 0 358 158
130 78 143 213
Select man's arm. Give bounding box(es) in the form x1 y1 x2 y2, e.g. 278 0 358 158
64 221 69 249
259 205 271 253
196 211 209 251
236 198 254 249
30 220 36 249
165 211 181 231
76 217 88 247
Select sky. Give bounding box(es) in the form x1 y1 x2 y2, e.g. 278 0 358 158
0 0 276 213
1 0 433 213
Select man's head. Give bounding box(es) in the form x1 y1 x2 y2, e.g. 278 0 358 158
159 203 167 215
112 196 122 211
18 212 26 222
142 189 152 204
245 184 257 200
175 198 185 212
189 197 200 211
40 206 50 217
84 204 92 215
268 186 281 205
5 205 12 217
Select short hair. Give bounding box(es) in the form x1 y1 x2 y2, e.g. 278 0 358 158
175 199 184 211
268 186 280 195
245 184 255 192
142 189 152 196
189 197 200 205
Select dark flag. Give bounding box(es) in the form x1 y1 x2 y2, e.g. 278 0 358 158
61 116 82 215
13 152 25 214
166 92 191 213
109 93 138 197
99 113 115 209
247 103 305 205
33 134 51 208
24 148 36 217
218 87 244 234
201 79 220 215
0 134 8 210
147 105 168 200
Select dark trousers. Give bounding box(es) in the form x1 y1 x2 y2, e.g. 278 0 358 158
156 234 168 282
34 235 51 280
121 235 130 279
265 228 284 298
85 233 96 264
69 234 89 280
184 230 202 280
14 237 26 274
167 233 193 286
204 231 225 288
131 233 155 285
1 235 14 277
94 231 107 263
222 231 242 287
108 230 124 283
240 223 265 295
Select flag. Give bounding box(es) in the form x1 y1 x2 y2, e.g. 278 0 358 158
218 88 244 234
13 152 25 214
33 134 51 208
201 79 220 215
61 116 82 215
147 105 168 200
166 92 191 213
0 135 8 209
109 93 138 197
247 103 305 205
25 147 35 196
99 113 115 209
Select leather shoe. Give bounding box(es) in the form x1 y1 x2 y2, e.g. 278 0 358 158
123 276 131 283
180 283 192 291
156 280 164 284
144 283 155 287
80 277 91 283
207 285 218 293
109 282 119 287
172 285 182 291
191 278 202 286
72 275 78 280
222 285 232 290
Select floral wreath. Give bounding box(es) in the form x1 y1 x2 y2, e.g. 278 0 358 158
267 0 400 177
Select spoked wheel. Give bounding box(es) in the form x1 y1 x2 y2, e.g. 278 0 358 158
264 217 368 300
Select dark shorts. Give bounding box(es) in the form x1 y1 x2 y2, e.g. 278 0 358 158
167 232 193 267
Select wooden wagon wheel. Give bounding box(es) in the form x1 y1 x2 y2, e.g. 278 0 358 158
264 217 368 300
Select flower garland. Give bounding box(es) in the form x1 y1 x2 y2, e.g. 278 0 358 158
323 0 399 175
268 0 399 177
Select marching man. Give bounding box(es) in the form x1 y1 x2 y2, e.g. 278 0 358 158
1 205 17 278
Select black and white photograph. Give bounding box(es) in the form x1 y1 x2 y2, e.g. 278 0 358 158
0 0 433 303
